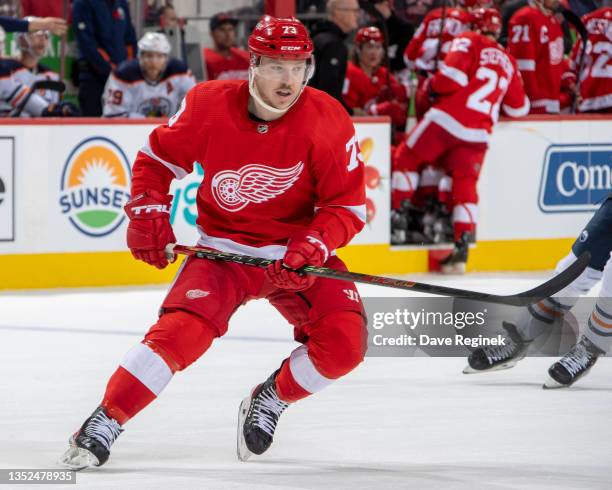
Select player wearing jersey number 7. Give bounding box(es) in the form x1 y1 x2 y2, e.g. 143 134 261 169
392 7 530 273
60 16 367 469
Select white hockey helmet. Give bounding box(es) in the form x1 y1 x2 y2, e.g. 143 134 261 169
138 32 171 55
16 17 50 58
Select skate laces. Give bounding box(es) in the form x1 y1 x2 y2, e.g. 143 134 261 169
252 385 288 437
484 339 518 363
83 410 122 451
559 340 597 376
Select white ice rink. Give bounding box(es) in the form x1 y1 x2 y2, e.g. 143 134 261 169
1 272 611 490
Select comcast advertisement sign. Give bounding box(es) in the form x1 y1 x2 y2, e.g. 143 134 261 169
538 144 612 213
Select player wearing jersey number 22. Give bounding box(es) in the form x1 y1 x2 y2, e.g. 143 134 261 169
60 16 367 469
392 7 530 273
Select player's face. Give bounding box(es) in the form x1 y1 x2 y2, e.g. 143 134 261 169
359 42 384 70
331 0 361 33
28 32 49 58
212 23 236 50
254 57 308 110
140 51 168 81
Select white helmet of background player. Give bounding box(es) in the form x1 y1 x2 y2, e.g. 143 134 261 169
16 18 50 59
138 32 171 83
247 16 315 115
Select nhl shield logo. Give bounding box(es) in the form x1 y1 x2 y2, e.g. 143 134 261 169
257 124 269 134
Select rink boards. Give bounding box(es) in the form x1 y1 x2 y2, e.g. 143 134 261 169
0 115 610 289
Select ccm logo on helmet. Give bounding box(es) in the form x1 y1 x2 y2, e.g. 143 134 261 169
131 204 170 215
281 46 301 51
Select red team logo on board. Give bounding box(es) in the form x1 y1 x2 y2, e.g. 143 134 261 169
211 161 304 212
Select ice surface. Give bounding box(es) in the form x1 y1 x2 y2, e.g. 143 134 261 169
1 272 610 489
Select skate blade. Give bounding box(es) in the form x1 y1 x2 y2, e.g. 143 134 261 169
237 396 253 462
58 446 100 471
542 376 570 389
462 360 518 374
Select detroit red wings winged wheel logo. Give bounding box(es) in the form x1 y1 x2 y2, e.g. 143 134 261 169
211 161 304 212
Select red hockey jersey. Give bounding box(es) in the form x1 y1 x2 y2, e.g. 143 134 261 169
131 81 366 259
569 7 612 112
506 5 564 113
427 31 529 142
342 62 408 126
403 7 471 73
203 47 250 81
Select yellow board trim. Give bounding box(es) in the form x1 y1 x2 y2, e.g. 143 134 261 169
1 237 576 290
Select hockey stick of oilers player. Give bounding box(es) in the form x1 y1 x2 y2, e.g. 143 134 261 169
165 244 590 307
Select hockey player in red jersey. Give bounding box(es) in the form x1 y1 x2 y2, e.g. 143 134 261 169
506 0 564 114
60 16 367 469
565 6 612 113
393 8 529 273
343 26 408 138
403 1 473 119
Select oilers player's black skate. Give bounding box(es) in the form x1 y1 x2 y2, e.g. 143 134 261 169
59 406 123 470
543 336 604 389
463 322 532 373
440 232 471 274
237 371 288 461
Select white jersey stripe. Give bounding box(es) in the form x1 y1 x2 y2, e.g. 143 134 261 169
439 62 469 87
140 142 189 179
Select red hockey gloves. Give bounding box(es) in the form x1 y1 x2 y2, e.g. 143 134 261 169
265 231 329 292
124 190 176 269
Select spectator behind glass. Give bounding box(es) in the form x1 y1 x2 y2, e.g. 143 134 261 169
309 0 361 112
203 13 249 81
159 4 178 27
22 0 72 20
73 0 138 116
157 4 186 62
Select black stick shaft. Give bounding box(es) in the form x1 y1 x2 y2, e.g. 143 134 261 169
167 244 590 308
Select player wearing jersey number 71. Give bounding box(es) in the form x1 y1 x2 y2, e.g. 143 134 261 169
60 16 367 469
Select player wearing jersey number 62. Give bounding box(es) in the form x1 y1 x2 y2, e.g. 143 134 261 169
60 16 367 469
392 7 530 274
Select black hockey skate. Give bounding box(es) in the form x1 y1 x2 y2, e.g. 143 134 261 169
463 322 532 374
237 371 288 461
59 406 123 470
543 336 604 389
440 232 471 274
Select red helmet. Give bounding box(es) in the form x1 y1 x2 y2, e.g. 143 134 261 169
248 16 313 60
471 8 502 37
355 26 384 46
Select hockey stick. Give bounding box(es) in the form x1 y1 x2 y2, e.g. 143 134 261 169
561 9 588 114
165 244 590 307
11 80 66 117
433 0 447 74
